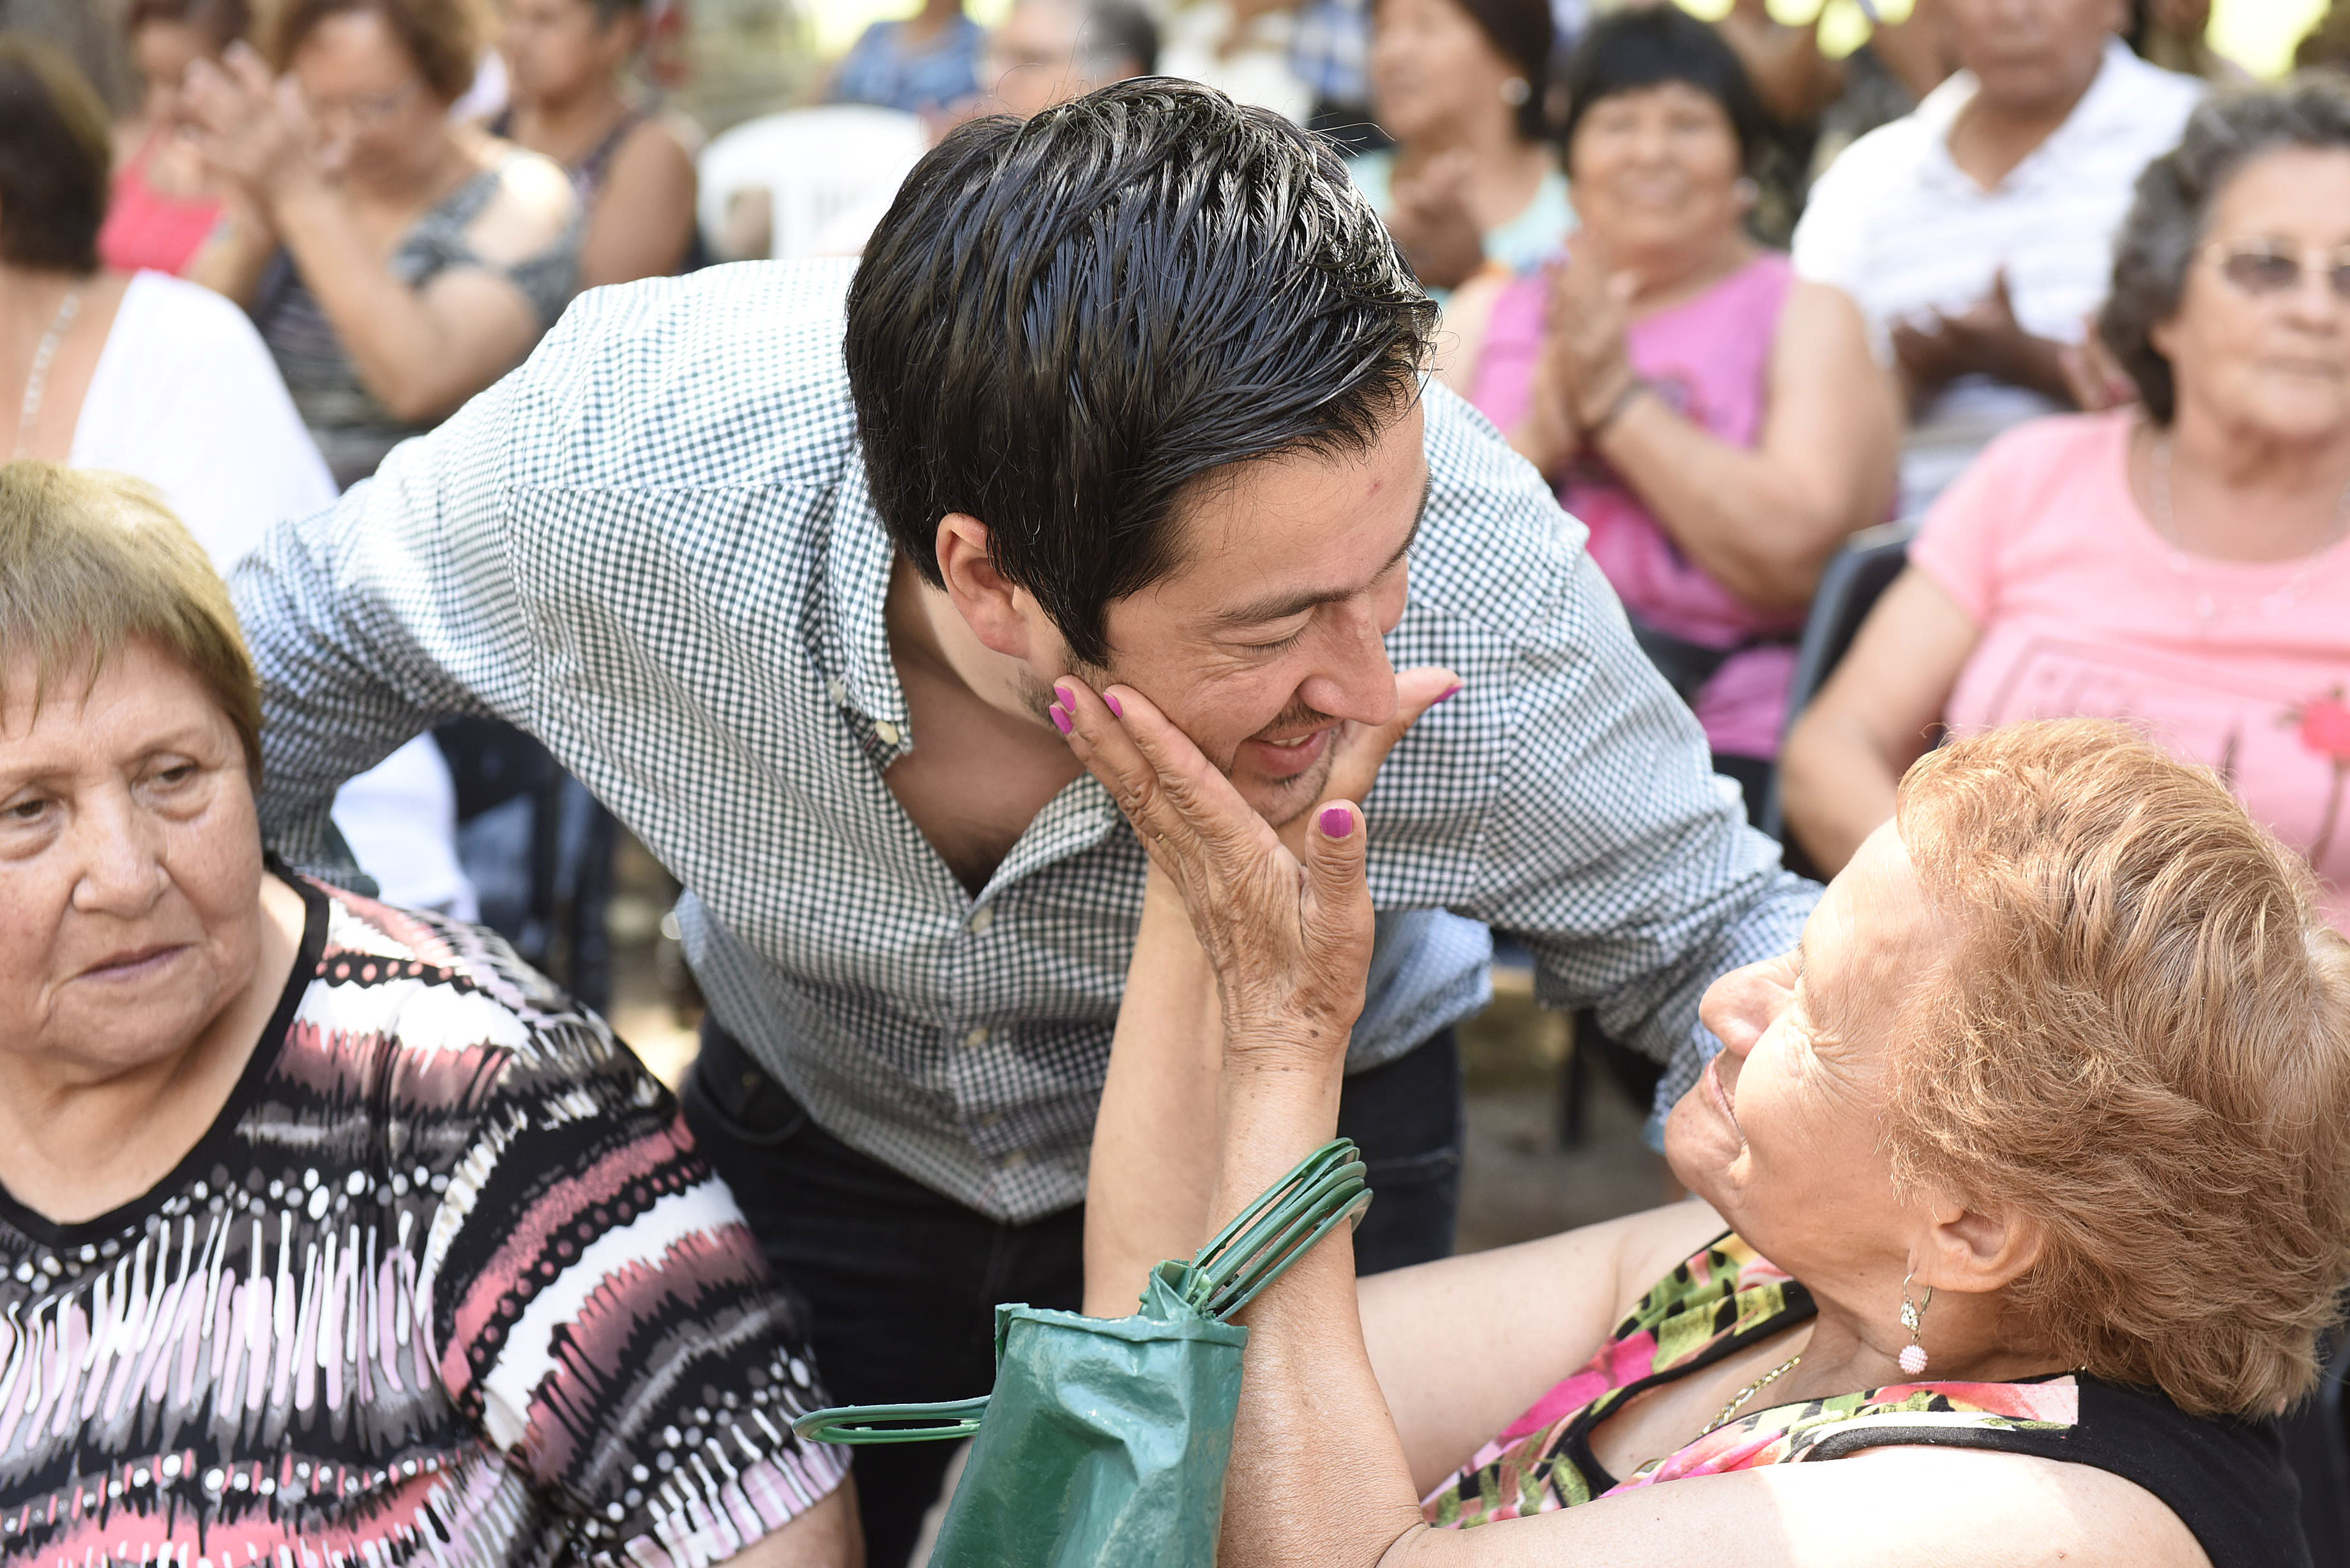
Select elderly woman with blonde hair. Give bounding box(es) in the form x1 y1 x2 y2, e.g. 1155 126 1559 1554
0 463 859 1566
1048 660 2349 1566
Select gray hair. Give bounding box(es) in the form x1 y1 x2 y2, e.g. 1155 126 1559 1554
2100 74 2350 425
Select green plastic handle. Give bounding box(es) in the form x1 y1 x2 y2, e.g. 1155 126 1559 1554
792 1396 990 1445
791 1140 1372 1447
1190 1140 1370 1322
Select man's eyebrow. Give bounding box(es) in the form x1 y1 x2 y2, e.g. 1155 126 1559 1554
1211 468 1431 629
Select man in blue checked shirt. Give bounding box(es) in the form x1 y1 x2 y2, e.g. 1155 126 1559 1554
231 79 1816 1562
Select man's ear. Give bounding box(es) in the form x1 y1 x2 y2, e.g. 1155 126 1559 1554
934 513 1041 660
1911 1190 2043 1297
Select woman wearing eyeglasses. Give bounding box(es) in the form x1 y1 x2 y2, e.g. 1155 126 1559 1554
1782 77 2350 930
183 0 580 490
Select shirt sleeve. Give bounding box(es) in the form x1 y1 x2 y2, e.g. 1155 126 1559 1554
1460 546 1819 1122
1788 147 1886 362
1906 424 2022 627
1466 271 1547 435
231 344 537 873
425 1000 849 1567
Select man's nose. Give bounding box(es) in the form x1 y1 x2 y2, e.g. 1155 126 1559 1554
1295 604 1399 727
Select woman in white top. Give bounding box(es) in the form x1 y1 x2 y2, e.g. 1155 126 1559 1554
0 36 473 915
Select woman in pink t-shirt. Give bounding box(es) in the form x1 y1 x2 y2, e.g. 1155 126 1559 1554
1783 79 2350 928
1462 8 1897 818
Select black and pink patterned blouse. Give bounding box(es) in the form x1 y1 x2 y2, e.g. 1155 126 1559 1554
0 873 847 1568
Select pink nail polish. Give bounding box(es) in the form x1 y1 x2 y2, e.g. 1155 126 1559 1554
1054 684 1076 711
1050 704 1072 735
1435 683 1464 704
1104 692 1124 718
1319 806 1353 839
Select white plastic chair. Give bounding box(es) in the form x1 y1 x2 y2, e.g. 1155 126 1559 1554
696 104 930 261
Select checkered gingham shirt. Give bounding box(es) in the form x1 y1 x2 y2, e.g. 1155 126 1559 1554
233 259 1817 1225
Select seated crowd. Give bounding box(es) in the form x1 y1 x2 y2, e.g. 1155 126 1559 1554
2 0 2348 1565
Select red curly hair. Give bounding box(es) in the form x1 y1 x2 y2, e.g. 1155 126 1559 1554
1891 719 2350 1419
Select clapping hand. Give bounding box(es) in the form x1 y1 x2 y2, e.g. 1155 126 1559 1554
183 41 315 209
1050 668 1459 1061
1888 269 2071 405
1513 236 1639 476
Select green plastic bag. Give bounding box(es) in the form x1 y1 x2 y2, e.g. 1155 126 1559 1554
793 1140 1371 1567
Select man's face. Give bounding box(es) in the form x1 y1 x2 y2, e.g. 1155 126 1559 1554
1084 401 1427 827
983 0 1120 119
1946 0 2121 113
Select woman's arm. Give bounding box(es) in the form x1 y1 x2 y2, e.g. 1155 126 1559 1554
1361 1200 1727 1496
1384 1446 2207 1567
184 196 282 307
266 153 572 422
1081 863 1224 1317
1777 566 1978 875
1589 279 1900 614
579 117 700 289
186 49 576 421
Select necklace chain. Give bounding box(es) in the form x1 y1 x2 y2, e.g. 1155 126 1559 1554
1704 1351 1803 1435
13 284 83 460
2151 432 2350 625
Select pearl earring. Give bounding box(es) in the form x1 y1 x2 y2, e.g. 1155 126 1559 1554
1499 76 1531 107
1898 1270 1934 1376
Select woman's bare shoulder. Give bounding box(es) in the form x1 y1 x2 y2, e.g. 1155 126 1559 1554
464 142 580 266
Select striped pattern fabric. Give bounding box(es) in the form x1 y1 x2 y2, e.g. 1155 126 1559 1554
0 876 847 1568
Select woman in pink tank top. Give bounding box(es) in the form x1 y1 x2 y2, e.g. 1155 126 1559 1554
98 0 246 278
1464 8 1897 817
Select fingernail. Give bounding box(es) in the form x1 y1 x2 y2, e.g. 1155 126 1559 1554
1049 704 1072 735
1053 684 1075 710
1319 806 1354 839
1434 683 1464 704
1103 692 1124 718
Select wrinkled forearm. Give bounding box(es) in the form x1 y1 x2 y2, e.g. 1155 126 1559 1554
1212 1057 1426 1568
1082 872 1225 1315
1591 399 1852 613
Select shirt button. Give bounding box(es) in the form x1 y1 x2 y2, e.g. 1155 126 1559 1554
874 720 902 746
1000 1149 1029 1170
978 1112 1003 1129
967 906 994 935
826 679 847 704
962 1026 990 1050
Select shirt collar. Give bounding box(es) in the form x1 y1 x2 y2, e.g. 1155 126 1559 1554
822 456 911 732
1916 37 2148 195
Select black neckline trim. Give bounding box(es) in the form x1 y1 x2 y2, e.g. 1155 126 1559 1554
0 863 331 1249
1563 1280 1822 1495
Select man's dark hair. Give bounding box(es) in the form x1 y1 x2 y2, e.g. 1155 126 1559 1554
0 40 110 275
847 79 1436 668
1558 6 1764 171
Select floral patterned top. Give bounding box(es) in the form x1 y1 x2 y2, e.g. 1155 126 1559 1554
1422 1233 2308 1568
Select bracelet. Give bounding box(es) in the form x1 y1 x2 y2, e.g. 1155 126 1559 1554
1581 377 1648 442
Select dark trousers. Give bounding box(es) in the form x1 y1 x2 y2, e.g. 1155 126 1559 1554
682 1019 1466 1568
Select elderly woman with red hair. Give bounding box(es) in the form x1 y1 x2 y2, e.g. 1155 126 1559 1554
1052 658 2349 1566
